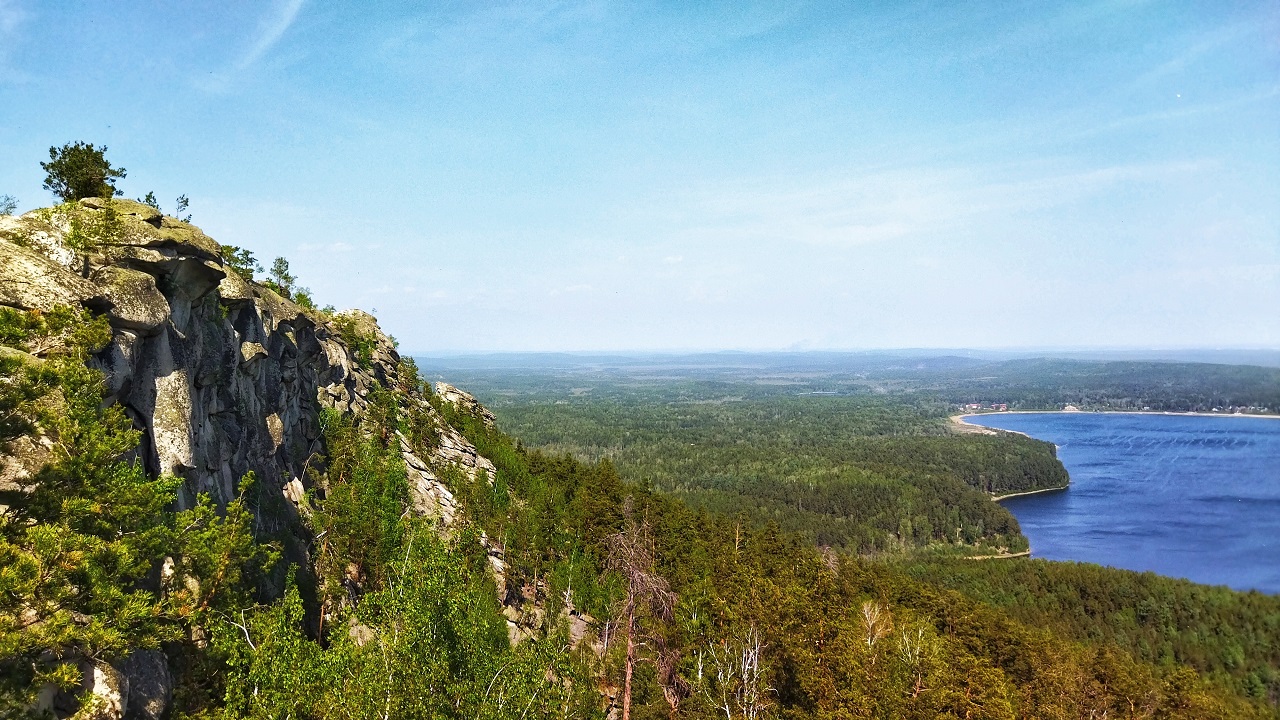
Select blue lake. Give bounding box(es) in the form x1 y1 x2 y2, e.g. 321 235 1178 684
962 412 1280 594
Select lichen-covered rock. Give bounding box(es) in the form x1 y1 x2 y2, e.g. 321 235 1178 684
82 197 161 227
399 432 460 525
115 648 170 712
78 198 220 262
435 423 498 483
434 382 497 428
0 433 53 496
67 660 128 720
114 650 172 720
0 348 52 497
239 342 268 366
217 267 255 303
2 207 402 525
0 238 109 312
91 266 170 333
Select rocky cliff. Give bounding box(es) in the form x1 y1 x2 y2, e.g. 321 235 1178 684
1 199 420 513
0 199 522 718
0 199 507 513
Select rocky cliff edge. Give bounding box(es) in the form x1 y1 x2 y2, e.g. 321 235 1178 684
0 198 489 536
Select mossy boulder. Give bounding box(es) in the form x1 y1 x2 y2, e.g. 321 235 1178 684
0 238 110 312
91 265 171 333
74 198 221 262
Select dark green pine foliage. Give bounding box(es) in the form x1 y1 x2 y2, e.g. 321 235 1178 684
904 558 1280 704
40 142 127 201
200 369 591 720
427 393 1279 719
481 395 1056 554
0 307 270 715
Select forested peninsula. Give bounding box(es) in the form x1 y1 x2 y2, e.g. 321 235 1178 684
2 197 1278 719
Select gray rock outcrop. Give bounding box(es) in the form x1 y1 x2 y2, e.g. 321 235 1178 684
1 199 514 718
0 200 406 522
0 238 108 312
434 381 497 429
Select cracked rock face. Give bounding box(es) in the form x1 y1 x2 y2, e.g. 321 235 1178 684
0 201 404 524
2 199 529 712
2 200 504 550
91 265 170 333
0 237 109 312
435 382 498 429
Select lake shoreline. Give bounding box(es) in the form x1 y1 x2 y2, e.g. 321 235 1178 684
949 413 1056 446
992 486 1068 502
956 410 1280 422
954 411 1280 594
951 409 1280 446
965 549 1032 560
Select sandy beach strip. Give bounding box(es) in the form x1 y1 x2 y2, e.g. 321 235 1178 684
948 414 1039 442
956 410 1280 423
950 409 1280 439
991 486 1068 502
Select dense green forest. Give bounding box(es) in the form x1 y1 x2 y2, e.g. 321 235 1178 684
904 559 1280 702
892 358 1280 412
3 308 1278 717
421 359 1280 714
434 374 1067 555
429 353 1280 413
440 397 1280 718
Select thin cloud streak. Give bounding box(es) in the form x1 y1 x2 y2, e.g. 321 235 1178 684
0 0 31 83
661 160 1206 250
198 0 304 93
237 0 305 71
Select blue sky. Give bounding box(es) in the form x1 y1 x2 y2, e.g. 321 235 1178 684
1 1 1277 352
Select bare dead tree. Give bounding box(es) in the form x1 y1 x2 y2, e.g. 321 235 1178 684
700 625 773 720
655 640 692 720
861 600 894 692
861 600 892 647
605 499 679 720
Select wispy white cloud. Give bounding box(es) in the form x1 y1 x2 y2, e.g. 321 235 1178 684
199 0 304 92
939 0 1153 67
662 160 1208 250
1132 21 1254 87
237 0 305 71
1076 84 1280 138
0 0 31 83
0 0 24 34
373 1 606 84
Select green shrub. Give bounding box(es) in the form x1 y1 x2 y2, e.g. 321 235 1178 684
41 141 126 201
219 244 262 282
0 305 273 714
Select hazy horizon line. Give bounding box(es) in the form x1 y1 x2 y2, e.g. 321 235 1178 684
410 346 1280 357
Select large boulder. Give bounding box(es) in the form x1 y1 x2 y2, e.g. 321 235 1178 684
54 660 128 720
80 198 221 262
217 265 255 303
115 650 172 720
434 382 497 429
0 239 109 312
92 266 171 333
80 197 161 227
